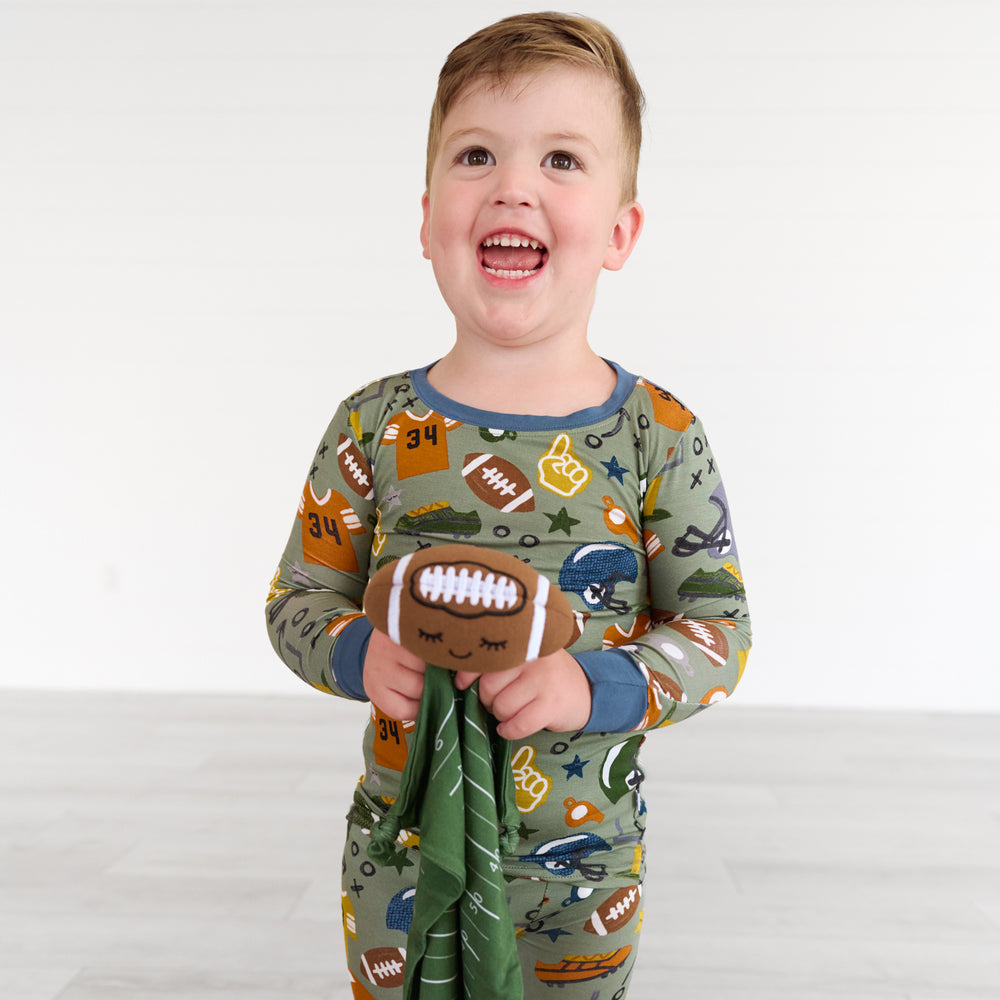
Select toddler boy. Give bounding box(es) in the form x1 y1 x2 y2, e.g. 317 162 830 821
266 12 751 999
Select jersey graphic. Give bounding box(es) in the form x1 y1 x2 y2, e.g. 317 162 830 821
381 410 459 480
298 483 366 571
637 378 694 432
643 529 664 561
371 706 416 772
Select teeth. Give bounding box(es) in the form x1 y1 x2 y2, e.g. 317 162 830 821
482 235 544 250
483 267 538 279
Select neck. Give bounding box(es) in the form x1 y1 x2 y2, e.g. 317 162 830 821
427 341 617 417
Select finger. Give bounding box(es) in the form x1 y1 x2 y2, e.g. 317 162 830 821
496 699 545 740
488 675 535 724
389 670 424 701
396 647 426 672
477 664 523 700
453 671 481 691
373 692 420 722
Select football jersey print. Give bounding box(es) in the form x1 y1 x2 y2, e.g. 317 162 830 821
298 482 366 572
381 410 460 480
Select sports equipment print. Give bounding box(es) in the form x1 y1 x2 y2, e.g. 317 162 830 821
266 360 751 998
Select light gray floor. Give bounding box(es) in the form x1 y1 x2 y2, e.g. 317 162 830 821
1 690 997 1000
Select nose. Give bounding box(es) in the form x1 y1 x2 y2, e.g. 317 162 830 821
490 158 537 208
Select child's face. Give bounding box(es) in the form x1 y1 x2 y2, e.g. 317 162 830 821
421 65 643 351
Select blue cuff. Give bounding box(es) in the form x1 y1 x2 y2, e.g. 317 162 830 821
331 617 373 701
573 648 648 732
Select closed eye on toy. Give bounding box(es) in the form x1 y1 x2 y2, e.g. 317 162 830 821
363 544 574 673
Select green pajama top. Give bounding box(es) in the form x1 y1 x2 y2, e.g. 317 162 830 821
266 360 752 886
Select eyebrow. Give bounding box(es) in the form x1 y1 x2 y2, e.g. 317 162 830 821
442 127 600 155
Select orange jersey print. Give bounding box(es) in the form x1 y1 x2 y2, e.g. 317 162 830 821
381 410 460 480
298 482 366 571
637 378 693 432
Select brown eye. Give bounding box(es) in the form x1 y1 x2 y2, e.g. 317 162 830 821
544 151 578 171
419 629 444 643
480 638 508 651
461 147 494 167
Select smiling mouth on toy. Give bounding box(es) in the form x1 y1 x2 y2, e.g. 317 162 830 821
479 233 548 279
449 649 473 660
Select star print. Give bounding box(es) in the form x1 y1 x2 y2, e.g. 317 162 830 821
381 486 402 511
539 926 572 943
383 845 415 875
561 754 589 780
518 822 540 840
601 456 629 484
545 507 581 536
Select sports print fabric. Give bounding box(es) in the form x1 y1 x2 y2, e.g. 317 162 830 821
266 359 752 996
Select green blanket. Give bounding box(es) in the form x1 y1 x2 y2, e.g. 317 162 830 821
367 664 524 1000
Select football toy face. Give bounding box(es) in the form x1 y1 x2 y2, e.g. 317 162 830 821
364 544 574 672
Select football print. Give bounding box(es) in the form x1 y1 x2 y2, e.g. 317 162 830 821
337 434 375 500
363 544 574 673
360 947 406 989
584 884 642 936
661 619 730 667
462 453 535 512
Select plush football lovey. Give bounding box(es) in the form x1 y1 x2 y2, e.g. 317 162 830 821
363 544 575 672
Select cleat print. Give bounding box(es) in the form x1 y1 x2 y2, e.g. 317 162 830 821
394 502 482 538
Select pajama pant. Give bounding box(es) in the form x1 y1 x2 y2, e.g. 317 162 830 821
342 821 643 999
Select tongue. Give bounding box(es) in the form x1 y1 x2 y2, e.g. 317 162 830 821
482 245 544 272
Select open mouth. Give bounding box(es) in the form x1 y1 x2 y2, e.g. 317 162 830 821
480 233 547 279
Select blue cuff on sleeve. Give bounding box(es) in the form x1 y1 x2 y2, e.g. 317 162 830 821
331 617 374 701
573 648 648 733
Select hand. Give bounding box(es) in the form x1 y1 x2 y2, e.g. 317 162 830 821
454 650 592 740
363 628 426 721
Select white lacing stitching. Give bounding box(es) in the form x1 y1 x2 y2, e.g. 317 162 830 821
417 566 518 610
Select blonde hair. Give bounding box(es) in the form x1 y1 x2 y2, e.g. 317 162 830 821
426 12 645 203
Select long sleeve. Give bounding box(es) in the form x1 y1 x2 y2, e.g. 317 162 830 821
265 399 377 698
616 413 752 731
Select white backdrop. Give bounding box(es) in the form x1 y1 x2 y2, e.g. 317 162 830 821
1 0 996 710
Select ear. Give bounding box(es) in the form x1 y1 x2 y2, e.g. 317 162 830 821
603 201 644 271
420 192 431 260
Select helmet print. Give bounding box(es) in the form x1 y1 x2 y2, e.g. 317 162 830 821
558 543 639 616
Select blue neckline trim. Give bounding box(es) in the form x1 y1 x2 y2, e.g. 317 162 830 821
411 360 637 431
